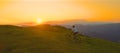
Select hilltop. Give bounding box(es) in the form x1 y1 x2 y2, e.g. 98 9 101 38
0 25 120 53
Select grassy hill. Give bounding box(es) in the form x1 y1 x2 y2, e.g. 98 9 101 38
0 25 120 53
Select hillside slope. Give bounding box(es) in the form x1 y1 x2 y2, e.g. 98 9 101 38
0 25 120 53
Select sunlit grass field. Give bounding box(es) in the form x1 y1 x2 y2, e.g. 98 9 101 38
0 25 120 53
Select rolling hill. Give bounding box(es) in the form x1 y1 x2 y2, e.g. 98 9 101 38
0 25 120 53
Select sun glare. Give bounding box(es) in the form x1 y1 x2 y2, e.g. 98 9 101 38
36 18 42 24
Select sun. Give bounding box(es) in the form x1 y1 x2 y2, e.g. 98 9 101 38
36 18 43 24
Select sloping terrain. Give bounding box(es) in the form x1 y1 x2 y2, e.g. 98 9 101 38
0 25 120 53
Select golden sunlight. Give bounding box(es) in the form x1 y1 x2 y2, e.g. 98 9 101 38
36 18 43 24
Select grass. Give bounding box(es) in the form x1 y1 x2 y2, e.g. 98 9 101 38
0 25 120 53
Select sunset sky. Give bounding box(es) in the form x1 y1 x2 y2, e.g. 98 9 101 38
0 0 120 25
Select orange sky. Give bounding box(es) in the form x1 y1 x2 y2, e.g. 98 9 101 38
0 0 120 25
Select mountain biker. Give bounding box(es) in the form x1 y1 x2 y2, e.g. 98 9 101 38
71 25 79 40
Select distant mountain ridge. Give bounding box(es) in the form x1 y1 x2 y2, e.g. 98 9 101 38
63 23 120 42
